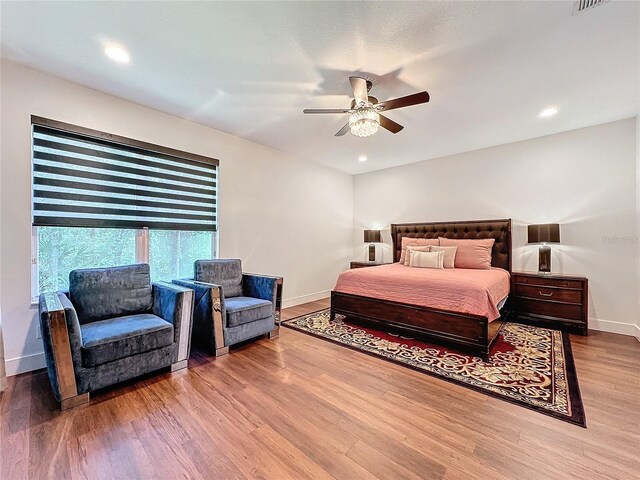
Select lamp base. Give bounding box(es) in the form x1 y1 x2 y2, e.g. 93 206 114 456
538 245 551 273
368 243 376 262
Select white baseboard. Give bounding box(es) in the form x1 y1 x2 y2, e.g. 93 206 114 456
6 309 633 377
588 318 638 337
6 352 45 376
282 290 330 309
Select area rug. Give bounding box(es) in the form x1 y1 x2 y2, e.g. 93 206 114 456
283 309 586 427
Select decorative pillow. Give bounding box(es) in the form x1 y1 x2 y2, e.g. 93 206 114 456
430 246 458 269
398 237 439 264
438 238 495 269
403 245 432 265
409 250 444 269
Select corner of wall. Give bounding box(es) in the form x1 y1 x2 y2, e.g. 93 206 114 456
636 115 640 340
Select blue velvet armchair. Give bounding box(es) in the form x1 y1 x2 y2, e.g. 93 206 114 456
38 264 194 410
173 259 283 356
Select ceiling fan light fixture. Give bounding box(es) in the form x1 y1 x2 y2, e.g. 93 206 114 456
349 108 380 137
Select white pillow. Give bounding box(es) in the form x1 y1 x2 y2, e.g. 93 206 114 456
409 250 444 269
430 246 458 269
404 245 432 265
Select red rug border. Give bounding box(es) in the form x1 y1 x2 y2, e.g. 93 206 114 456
282 309 586 428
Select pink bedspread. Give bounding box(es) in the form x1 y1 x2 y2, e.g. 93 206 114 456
334 263 510 321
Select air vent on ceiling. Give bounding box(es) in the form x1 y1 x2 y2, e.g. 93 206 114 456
573 0 609 15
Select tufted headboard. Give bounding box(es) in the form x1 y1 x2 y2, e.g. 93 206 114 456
391 219 512 272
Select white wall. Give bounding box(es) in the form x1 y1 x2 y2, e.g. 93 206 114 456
636 115 640 342
0 73 4 388
354 118 638 336
2 59 637 378
0 60 353 375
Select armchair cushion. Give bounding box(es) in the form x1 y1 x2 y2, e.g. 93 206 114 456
195 259 243 298
70 264 153 324
225 297 273 327
80 313 173 367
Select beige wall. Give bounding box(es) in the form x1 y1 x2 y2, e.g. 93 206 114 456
0 60 354 374
354 118 639 336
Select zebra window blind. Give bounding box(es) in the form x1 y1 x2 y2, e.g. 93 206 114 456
31 117 218 231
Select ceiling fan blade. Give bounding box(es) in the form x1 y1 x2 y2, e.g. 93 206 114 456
303 108 350 114
377 91 430 112
334 123 351 136
349 76 369 107
379 114 404 134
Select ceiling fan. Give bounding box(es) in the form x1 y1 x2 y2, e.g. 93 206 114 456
303 76 430 138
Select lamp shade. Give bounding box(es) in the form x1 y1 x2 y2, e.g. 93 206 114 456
528 223 560 244
364 229 381 243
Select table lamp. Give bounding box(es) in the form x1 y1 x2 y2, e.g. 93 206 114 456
527 223 560 273
364 229 381 262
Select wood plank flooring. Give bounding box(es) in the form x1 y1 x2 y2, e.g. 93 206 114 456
1 298 639 479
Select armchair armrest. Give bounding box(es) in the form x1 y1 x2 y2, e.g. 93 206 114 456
39 292 81 404
152 282 194 363
242 274 283 326
172 279 227 355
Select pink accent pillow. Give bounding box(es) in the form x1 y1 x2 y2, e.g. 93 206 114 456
398 237 439 264
438 238 495 269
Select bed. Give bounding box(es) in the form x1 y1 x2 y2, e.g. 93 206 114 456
330 219 512 359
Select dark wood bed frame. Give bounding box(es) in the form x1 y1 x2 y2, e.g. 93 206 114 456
330 219 512 360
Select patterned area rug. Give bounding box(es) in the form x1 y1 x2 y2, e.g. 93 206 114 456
283 309 586 427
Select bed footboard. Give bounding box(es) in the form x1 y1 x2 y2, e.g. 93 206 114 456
331 291 501 359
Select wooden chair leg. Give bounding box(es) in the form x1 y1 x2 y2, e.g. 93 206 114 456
215 346 229 357
61 393 89 410
44 293 84 412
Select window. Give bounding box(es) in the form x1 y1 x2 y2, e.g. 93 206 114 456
36 227 137 293
31 116 219 298
149 230 215 282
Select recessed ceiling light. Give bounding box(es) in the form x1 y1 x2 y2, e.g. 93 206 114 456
104 44 130 64
539 107 558 118
358 155 367 162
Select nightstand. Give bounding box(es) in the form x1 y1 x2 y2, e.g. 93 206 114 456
509 272 588 335
350 261 391 269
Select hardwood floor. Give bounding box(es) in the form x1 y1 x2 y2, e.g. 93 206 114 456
2 298 639 479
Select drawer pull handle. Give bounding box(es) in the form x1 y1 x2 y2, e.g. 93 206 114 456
539 291 554 297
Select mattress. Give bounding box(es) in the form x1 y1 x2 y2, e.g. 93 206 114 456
334 263 510 321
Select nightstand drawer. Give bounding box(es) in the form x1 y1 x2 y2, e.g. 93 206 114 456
509 272 588 335
515 276 582 289
513 298 583 321
514 284 582 304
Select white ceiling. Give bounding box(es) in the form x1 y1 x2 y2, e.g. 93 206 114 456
1 1 639 174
